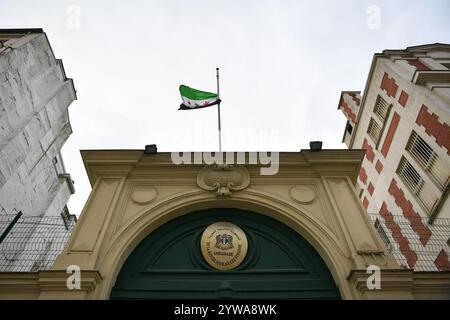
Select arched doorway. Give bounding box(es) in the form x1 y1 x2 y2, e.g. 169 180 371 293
110 208 341 299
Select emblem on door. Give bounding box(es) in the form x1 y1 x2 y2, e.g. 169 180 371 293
200 222 248 270
215 234 234 250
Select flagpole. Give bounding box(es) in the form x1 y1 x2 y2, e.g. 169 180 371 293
216 67 222 152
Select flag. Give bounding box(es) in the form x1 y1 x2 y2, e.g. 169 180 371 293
179 85 221 110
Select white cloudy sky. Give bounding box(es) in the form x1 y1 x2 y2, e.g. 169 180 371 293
1 0 449 216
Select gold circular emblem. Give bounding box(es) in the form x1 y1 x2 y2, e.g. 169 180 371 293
200 222 248 271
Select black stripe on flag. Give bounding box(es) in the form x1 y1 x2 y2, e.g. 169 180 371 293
178 99 221 110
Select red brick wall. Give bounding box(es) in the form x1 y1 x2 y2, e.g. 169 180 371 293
388 179 432 245
416 105 450 155
434 250 450 271
363 196 369 209
380 202 417 268
368 182 374 195
398 90 409 108
375 160 383 173
349 93 361 105
407 59 430 71
340 100 357 123
359 166 368 184
381 112 401 158
362 138 375 163
380 72 398 98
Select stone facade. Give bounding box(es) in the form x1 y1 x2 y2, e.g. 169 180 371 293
339 43 450 271
0 29 77 273
0 29 76 217
0 150 449 299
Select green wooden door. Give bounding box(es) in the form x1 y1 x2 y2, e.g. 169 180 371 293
110 209 340 299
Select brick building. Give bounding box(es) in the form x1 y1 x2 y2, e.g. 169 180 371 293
339 43 450 271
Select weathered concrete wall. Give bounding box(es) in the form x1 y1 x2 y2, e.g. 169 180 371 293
0 32 76 218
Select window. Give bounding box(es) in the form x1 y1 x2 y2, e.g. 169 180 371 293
398 157 423 192
358 188 364 199
52 154 66 176
367 118 382 144
374 95 390 122
367 95 393 147
441 63 450 69
397 156 438 214
60 205 77 230
406 131 449 190
346 123 353 135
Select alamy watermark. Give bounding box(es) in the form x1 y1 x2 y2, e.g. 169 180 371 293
366 5 381 30
66 265 81 290
171 152 279 175
366 265 381 290
66 5 81 30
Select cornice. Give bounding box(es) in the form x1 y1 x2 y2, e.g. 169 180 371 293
38 270 102 293
0 271 103 296
348 269 450 296
347 43 450 148
348 269 414 291
81 150 365 186
0 273 40 293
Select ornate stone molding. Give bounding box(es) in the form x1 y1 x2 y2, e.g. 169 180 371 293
197 164 250 197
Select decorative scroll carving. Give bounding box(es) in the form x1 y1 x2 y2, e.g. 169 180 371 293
197 164 250 197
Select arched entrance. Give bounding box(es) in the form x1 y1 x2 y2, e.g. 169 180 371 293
110 208 341 299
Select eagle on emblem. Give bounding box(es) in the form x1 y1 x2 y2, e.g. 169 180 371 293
215 233 234 250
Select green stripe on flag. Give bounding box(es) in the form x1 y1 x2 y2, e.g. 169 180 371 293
179 85 218 100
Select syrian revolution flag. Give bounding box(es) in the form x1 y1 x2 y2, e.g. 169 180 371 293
179 85 221 110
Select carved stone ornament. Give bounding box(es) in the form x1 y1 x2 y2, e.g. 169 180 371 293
197 164 250 197
131 186 158 205
289 185 316 204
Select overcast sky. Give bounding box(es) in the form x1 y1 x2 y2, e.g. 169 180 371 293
1 0 449 216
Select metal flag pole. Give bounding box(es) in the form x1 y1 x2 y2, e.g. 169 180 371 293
216 67 222 152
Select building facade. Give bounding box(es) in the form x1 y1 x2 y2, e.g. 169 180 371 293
0 40 449 299
0 29 77 271
0 150 449 299
339 43 450 272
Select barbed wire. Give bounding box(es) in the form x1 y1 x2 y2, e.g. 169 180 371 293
0 213 76 272
369 213 450 271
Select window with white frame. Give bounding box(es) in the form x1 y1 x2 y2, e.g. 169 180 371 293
406 131 449 190
367 117 382 144
373 95 390 122
397 156 438 214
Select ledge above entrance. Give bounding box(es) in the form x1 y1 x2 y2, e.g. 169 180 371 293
81 150 366 188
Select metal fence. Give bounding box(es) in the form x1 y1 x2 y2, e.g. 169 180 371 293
369 213 450 271
0 210 448 272
0 212 76 272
